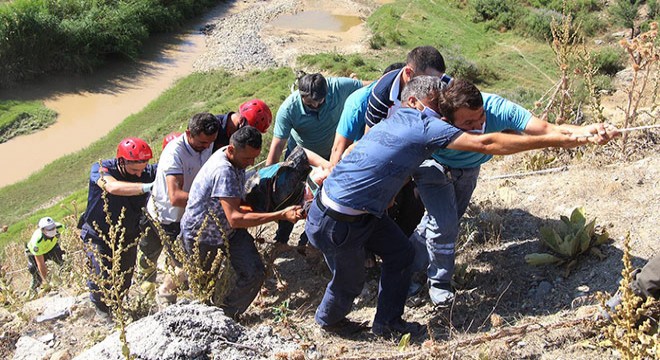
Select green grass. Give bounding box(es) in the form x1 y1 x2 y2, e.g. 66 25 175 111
0 68 294 247
0 100 57 143
299 0 559 104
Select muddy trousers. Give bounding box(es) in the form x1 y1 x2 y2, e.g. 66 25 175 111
81 224 138 313
26 244 64 289
305 198 414 327
632 255 660 300
182 229 266 318
410 160 479 303
137 215 181 283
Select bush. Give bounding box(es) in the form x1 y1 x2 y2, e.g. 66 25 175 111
591 46 626 76
0 0 221 87
517 8 561 41
471 0 521 30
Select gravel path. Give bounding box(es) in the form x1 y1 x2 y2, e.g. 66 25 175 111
193 0 301 72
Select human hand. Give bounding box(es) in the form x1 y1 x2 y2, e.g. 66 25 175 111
578 123 621 145
281 205 304 223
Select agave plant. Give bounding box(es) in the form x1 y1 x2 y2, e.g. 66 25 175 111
525 207 609 275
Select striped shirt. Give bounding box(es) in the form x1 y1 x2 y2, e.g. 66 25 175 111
365 69 452 128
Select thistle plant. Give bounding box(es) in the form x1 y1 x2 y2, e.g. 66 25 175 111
617 22 659 149
525 207 609 276
82 162 144 360
600 234 659 360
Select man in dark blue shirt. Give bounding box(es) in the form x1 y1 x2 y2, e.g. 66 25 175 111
80 137 157 317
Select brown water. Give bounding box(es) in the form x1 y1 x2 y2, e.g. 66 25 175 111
270 10 362 32
0 15 219 188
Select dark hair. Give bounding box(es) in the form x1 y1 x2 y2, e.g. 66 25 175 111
383 62 406 75
407 46 446 74
230 126 262 149
188 112 220 137
436 79 484 124
298 73 327 101
401 76 445 106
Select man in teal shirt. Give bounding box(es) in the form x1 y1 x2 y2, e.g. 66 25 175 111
26 217 65 289
266 73 364 246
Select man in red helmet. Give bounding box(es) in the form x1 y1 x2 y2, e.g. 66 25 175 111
212 99 272 152
80 137 157 319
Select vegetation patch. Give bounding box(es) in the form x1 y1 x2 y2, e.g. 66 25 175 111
0 100 57 143
0 0 225 87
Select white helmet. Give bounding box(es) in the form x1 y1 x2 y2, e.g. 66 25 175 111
38 217 56 230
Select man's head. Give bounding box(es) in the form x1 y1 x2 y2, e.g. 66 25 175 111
117 137 153 178
402 75 446 115
227 126 262 169
38 217 58 238
238 99 272 133
186 112 220 152
384 62 406 75
298 73 328 112
436 79 485 131
401 46 447 83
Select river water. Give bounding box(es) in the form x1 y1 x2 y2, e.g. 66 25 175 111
0 5 231 188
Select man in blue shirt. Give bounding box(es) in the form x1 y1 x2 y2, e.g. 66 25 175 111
266 73 364 246
305 76 601 337
80 137 157 317
409 79 621 306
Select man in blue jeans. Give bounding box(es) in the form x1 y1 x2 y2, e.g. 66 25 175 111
409 79 621 306
305 76 607 337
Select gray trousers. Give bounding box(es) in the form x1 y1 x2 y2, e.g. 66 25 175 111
182 229 265 318
632 255 660 300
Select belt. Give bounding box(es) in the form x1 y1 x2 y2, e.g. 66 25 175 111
315 195 371 223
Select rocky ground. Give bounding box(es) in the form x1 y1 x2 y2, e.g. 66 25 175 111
2 0 658 359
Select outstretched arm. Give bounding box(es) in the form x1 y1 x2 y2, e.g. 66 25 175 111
98 175 151 196
329 134 353 166
447 131 590 155
220 197 303 229
523 116 620 145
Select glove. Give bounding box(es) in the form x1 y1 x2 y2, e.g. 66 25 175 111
142 182 154 194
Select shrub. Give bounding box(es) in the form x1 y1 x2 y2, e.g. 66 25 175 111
471 0 521 30
517 8 561 41
590 46 626 76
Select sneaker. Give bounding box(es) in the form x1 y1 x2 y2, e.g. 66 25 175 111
372 318 425 338
320 318 369 336
599 290 623 321
429 286 455 306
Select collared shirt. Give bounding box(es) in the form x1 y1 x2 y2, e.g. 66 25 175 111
147 134 213 224
83 159 157 237
273 77 363 159
365 69 452 128
431 93 532 168
323 107 462 217
336 82 377 142
180 148 245 246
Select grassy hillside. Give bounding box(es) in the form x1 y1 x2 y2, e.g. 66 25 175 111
0 0 630 248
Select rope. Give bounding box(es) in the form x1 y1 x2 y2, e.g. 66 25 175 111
574 124 660 138
481 166 570 181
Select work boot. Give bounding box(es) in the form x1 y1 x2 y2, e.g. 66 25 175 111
372 318 425 338
319 318 369 337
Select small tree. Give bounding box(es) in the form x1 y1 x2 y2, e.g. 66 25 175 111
609 0 641 38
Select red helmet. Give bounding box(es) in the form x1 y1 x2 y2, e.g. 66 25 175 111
162 131 182 150
117 137 153 161
239 99 272 133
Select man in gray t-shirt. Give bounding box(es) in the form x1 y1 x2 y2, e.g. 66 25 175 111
180 126 303 318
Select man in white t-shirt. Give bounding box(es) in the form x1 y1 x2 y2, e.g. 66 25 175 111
137 113 219 295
